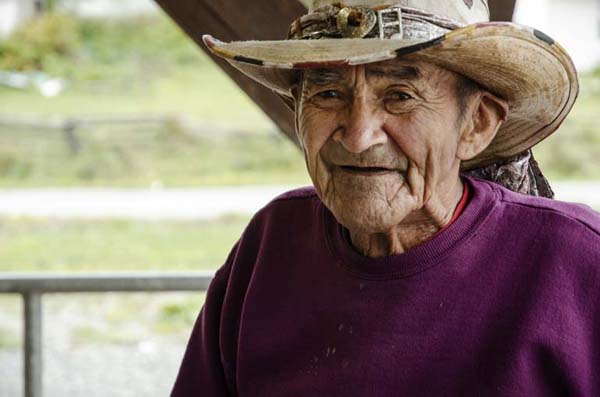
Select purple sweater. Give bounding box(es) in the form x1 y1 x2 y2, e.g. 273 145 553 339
172 177 600 396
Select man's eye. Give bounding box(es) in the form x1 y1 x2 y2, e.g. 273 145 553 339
384 90 416 114
386 91 412 101
317 90 343 99
310 90 346 109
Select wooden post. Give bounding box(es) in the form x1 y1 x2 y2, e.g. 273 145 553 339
33 0 45 15
489 0 517 21
24 292 43 397
62 120 81 155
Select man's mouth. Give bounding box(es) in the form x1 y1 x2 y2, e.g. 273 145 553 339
337 165 396 176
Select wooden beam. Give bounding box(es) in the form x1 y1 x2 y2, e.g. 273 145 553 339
489 0 517 22
153 0 306 145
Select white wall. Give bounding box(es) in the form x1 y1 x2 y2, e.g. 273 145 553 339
514 0 600 71
0 0 36 38
64 0 159 18
0 0 159 38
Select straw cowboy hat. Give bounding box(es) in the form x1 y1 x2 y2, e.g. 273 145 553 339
202 0 578 170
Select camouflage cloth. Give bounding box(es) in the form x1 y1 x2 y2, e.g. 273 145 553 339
463 150 554 199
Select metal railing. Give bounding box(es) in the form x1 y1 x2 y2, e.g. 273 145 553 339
0 272 214 397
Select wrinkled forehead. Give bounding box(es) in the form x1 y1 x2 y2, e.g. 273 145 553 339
301 59 454 88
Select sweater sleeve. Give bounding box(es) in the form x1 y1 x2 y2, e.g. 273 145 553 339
170 243 238 397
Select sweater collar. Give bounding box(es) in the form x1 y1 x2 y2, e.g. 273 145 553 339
322 176 498 280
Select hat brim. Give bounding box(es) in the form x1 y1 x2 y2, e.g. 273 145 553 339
203 22 578 170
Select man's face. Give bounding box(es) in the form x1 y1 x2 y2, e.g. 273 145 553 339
296 59 469 234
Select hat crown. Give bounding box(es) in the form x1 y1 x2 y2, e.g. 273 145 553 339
309 0 490 25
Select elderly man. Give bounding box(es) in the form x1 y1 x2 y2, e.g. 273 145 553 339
172 1 600 396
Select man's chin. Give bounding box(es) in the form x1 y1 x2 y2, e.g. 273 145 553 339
328 197 415 235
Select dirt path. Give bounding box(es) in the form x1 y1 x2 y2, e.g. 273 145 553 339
0 182 597 220
0 185 300 220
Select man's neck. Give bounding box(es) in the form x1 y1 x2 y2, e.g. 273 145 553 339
348 178 465 258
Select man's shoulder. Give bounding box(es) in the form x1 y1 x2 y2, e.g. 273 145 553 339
246 186 321 229
472 177 600 239
269 186 319 204
219 186 322 276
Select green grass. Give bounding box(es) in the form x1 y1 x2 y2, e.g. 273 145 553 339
0 14 312 187
0 13 311 188
0 215 251 272
0 123 310 187
533 75 600 180
154 294 207 334
0 327 20 349
0 12 272 129
0 64 271 130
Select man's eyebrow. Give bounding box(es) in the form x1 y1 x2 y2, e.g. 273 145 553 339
367 65 421 81
304 69 345 86
302 65 421 88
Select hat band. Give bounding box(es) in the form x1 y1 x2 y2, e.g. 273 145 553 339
288 4 464 41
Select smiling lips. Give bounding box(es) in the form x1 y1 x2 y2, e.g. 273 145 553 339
337 165 399 176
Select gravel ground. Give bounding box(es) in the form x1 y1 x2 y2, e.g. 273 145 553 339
0 293 201 397
0 342 186 397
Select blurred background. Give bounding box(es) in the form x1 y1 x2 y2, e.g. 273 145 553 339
0 0 598 396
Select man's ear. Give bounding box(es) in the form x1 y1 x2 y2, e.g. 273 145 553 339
456 91 509 161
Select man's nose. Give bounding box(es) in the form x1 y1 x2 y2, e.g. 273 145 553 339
332 96 388 153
